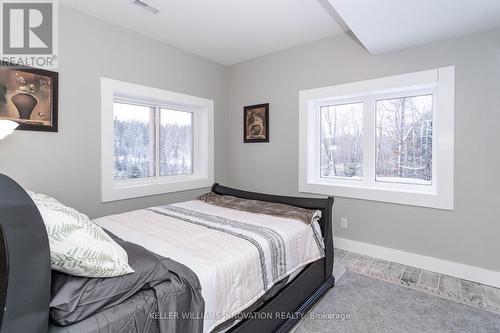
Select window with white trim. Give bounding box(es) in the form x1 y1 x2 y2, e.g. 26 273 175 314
299 67 454 209
101 78 214 202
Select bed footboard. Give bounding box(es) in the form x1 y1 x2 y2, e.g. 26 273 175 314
212 183 335 332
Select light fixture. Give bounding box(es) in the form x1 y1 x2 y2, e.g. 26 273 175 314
0 120 19 140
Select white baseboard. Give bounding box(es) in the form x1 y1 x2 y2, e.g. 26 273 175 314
335 237 500 288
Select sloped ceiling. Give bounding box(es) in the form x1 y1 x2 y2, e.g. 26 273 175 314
60 0 500 64
328 0 500 54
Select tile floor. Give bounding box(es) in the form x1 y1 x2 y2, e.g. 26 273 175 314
334 248 500 314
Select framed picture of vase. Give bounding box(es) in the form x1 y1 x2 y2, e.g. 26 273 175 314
0 62 58 132
244 103 269 143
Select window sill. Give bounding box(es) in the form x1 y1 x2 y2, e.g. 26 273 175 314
299 181 453 210
102 175 213 202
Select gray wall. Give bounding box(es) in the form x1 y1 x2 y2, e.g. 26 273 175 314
1 5 498 272
0 5 229 218
227 29 500 271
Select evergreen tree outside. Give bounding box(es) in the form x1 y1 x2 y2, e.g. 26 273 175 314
113 103 193 181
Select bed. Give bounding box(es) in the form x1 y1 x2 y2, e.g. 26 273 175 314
0 174 335 333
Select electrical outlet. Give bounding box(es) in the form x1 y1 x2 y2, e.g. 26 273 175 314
340 218 349 229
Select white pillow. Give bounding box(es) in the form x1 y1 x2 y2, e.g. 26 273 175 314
29 192 134 278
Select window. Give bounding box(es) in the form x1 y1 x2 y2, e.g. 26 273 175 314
375 95 433 185
159 108 193 177
102 78 214 202
113 102 154 181
299 67 454 209
320 102 363 179
113 103 194 181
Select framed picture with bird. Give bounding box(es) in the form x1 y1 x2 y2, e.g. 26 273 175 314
0 62 58 132
244 103 269 143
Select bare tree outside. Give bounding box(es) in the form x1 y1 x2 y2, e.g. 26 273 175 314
320 103 363 179
375 95 433 185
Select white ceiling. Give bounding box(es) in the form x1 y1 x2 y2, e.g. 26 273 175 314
60 0 500 65
59 0 347 65
329 0 500 54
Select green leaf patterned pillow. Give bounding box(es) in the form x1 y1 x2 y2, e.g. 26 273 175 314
29 192 134 278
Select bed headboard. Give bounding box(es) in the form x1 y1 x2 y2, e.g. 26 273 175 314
0 174 51 333
211 183 335 279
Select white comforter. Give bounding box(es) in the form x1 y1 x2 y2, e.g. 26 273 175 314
94 200 324 333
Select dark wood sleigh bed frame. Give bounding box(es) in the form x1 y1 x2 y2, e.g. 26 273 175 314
0 174 335 333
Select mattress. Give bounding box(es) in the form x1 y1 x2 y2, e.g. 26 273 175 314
94 200 324 333
213 263 308 333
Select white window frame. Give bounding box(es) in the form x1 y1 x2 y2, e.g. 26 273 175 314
101 78 214 202
299 67 454 210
